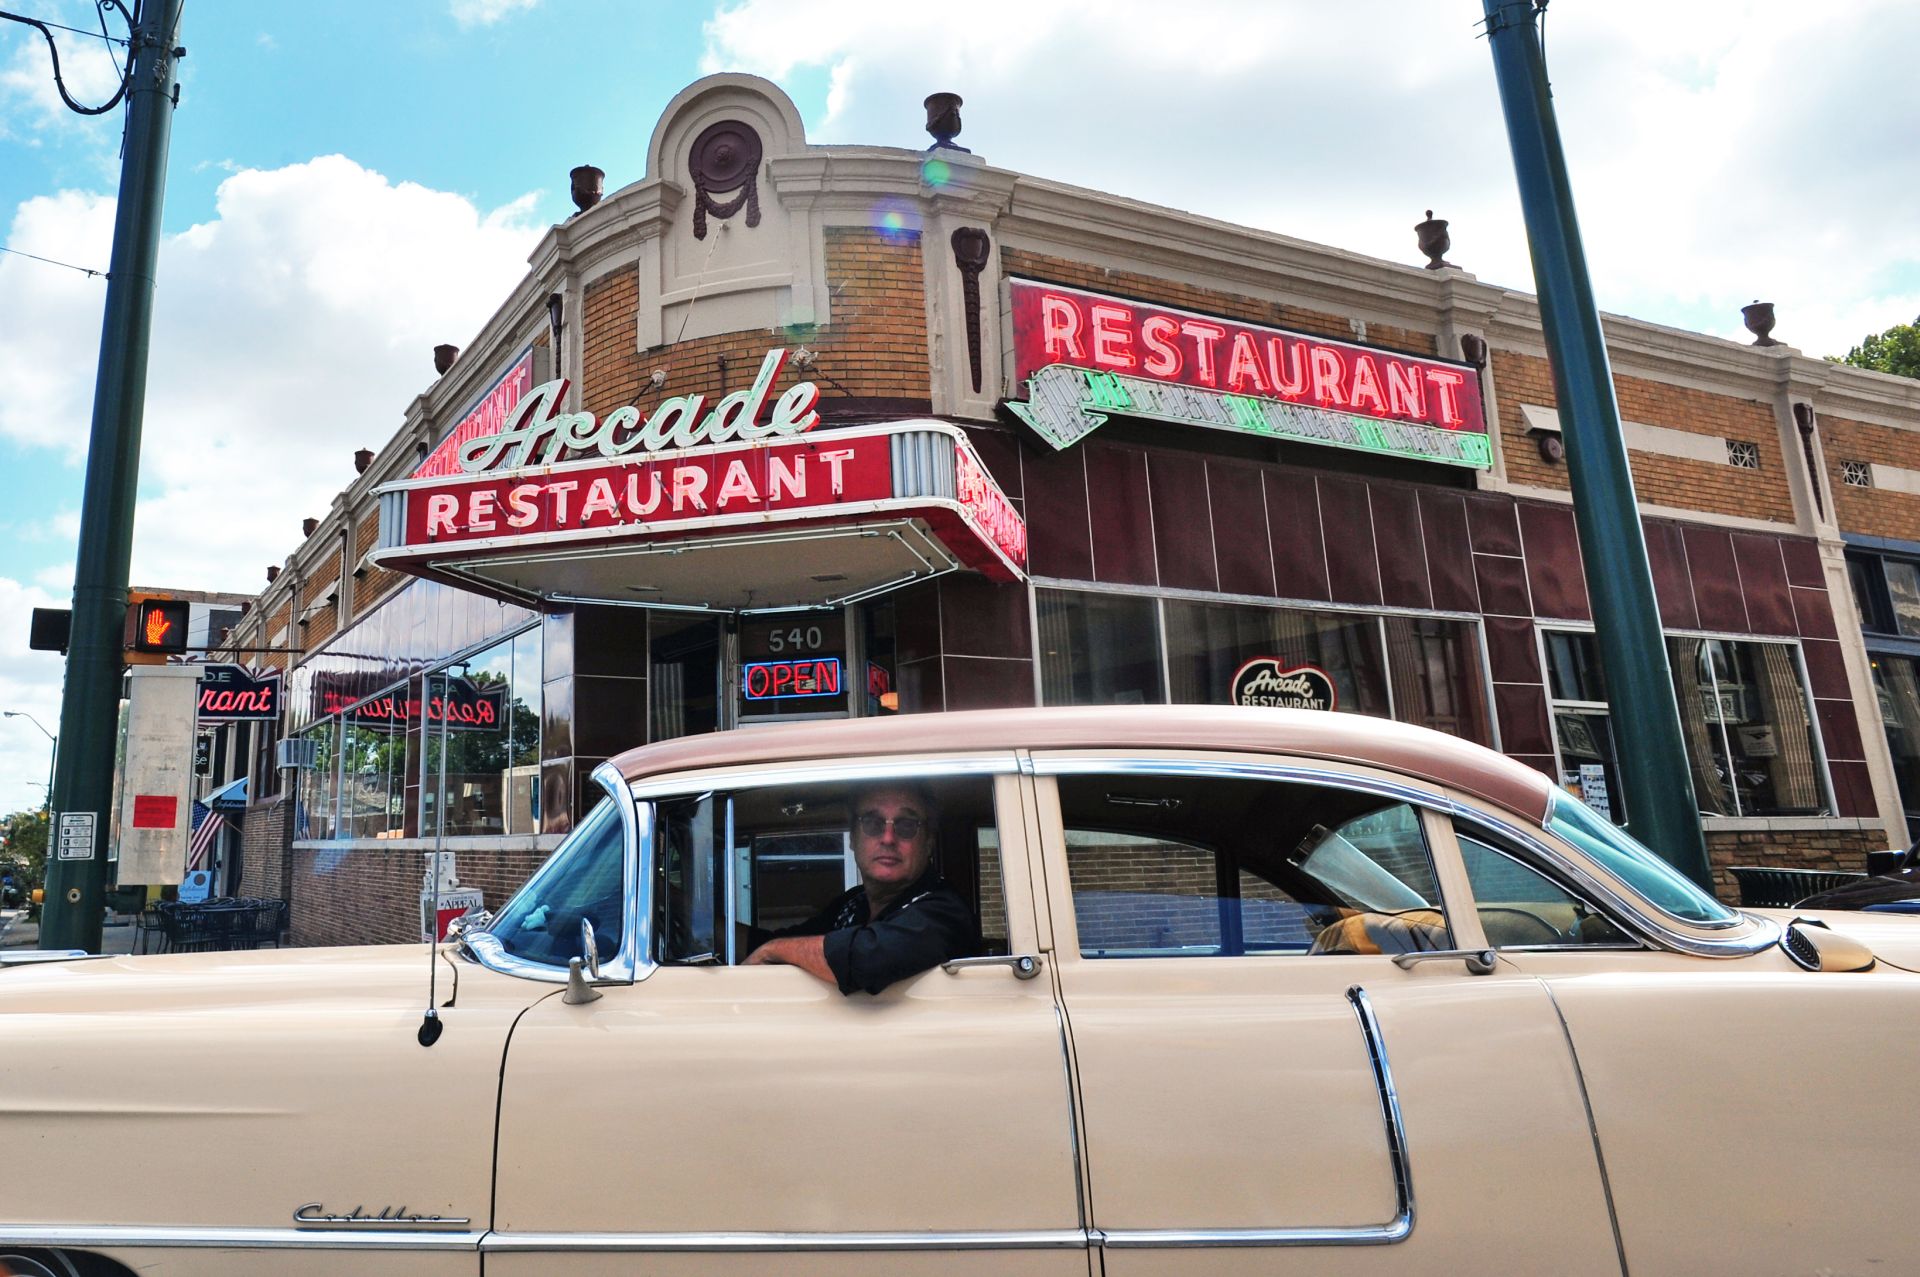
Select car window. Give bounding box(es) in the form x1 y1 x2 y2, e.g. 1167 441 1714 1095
1546 790 1741 927
1456 829 1634 948
1057 771 1451 959
487 798 626 967
654 775 1007 964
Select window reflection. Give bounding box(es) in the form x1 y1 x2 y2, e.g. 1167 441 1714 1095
1038 590 1163 706
1668 637 1826 818
420 627 542 837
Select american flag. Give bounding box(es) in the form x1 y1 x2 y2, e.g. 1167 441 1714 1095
187 800 226 871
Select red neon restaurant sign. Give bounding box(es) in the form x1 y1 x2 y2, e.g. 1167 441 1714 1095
1006 279 1489 467
384 425 1026 580
414 348 537 479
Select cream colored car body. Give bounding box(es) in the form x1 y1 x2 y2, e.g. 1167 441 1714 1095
3 706 1915 1277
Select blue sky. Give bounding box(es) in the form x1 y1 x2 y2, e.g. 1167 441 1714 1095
2 0 1917 812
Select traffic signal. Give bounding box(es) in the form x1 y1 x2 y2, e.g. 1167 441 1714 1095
126 596 190 659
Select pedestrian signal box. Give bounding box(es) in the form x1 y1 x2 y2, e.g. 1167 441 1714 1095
126 595 190 662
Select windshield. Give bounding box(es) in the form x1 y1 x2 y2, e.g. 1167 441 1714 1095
1546 791 1741 927
486 798 627 967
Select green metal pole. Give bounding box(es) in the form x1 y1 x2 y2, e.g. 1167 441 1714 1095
1480 0 1713 889
41 0 187 951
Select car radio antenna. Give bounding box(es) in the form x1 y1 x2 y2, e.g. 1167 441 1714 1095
419 667 453 1047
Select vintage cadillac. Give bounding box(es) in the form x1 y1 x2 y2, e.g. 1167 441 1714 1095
3 705 1914 1277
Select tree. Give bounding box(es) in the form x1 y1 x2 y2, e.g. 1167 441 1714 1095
1832 315 1920 380
1 808 49 895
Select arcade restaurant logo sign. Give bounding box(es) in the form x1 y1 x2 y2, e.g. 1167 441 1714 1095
1005 279 1490 470
1231 659 1337 712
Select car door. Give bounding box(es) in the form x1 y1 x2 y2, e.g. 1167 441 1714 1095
1448 801 1920 1276
1029 750 1623 1276
487 762 1091 1276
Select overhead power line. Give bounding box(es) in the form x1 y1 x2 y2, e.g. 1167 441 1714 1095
0 244 109 279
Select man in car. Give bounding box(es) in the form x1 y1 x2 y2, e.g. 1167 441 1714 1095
742 782 977 993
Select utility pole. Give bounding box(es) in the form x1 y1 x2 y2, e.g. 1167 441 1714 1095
1480 0 1713 889
40 0 188 951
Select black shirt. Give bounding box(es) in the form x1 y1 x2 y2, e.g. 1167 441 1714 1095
771 867 978 995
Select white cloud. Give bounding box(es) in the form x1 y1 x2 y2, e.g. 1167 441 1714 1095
0 8 133 138
700 0 1920 360
0 575 66 815
0 154 543 592
449 0 541 28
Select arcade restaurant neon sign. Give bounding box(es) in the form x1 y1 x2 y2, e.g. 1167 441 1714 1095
1005 279 1491 469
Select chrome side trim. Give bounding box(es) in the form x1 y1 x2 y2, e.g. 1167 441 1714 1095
626 754 1019 799
479 1229 1089 1253
1052 1002 1089 1233
0 1224 482 1251
1096 985 1414 1250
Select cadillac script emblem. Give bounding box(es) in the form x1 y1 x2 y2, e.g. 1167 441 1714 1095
293 1202 471 1229
1231 659 1337 712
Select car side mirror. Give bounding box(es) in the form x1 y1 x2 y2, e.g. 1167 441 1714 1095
565 917 607 1004
1781 919 1876 973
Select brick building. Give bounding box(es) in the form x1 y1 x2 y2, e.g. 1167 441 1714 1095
205 73 1920 943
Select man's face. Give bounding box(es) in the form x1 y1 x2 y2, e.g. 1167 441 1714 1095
851 787 932 891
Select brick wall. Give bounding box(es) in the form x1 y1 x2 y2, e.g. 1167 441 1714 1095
239 799 293 903
1491 349 1795 521
999 249 1439 357
351 509 407 617
1823 414 1920 541
289 845 550 947
1705 828 1883 904
300 546 343 649
583 227 930 418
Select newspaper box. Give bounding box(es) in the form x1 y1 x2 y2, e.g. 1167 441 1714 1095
421 886 485 942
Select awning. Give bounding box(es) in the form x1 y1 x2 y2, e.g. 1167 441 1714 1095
206 776 249 810
368 422 1027 612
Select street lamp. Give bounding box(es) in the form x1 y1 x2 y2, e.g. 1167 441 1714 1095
3 712 57 815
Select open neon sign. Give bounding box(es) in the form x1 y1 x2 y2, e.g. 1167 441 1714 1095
743 657 843 701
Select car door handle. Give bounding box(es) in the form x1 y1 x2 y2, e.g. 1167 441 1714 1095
942 954 1044 980
1391 947 1498 975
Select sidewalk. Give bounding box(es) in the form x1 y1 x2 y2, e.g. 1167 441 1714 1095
0 908 139 956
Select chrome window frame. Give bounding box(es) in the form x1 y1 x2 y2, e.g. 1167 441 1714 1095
467 761 651 986
476 754 1023 976
1029 753 1780 960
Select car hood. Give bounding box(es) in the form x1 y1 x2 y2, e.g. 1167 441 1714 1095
1750 907 1920 974
0 944 551 1236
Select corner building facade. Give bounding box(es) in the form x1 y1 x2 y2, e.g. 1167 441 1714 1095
213 74 1920 942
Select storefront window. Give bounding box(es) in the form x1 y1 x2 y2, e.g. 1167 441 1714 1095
1162 599 1389 719
1872 655 1920 839
651 612 721 740
295 721 338 841
1382 616 1493 745
338 719 411 840
420 626 542 838
1040 589 1492 747
1669 636 1828 817
1038 589 1163 706
1542 629 1625 824
1886 561 1920 638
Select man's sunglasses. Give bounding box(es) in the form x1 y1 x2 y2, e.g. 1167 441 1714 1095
855 813 925 840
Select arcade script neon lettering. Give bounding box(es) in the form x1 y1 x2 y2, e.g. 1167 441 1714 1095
458 349 820 473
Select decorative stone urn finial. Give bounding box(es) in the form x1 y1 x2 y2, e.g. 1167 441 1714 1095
1742 300 1779 346
1415 210 1455 270
925 92 969 152
433 344 459 374
569 165 604 214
